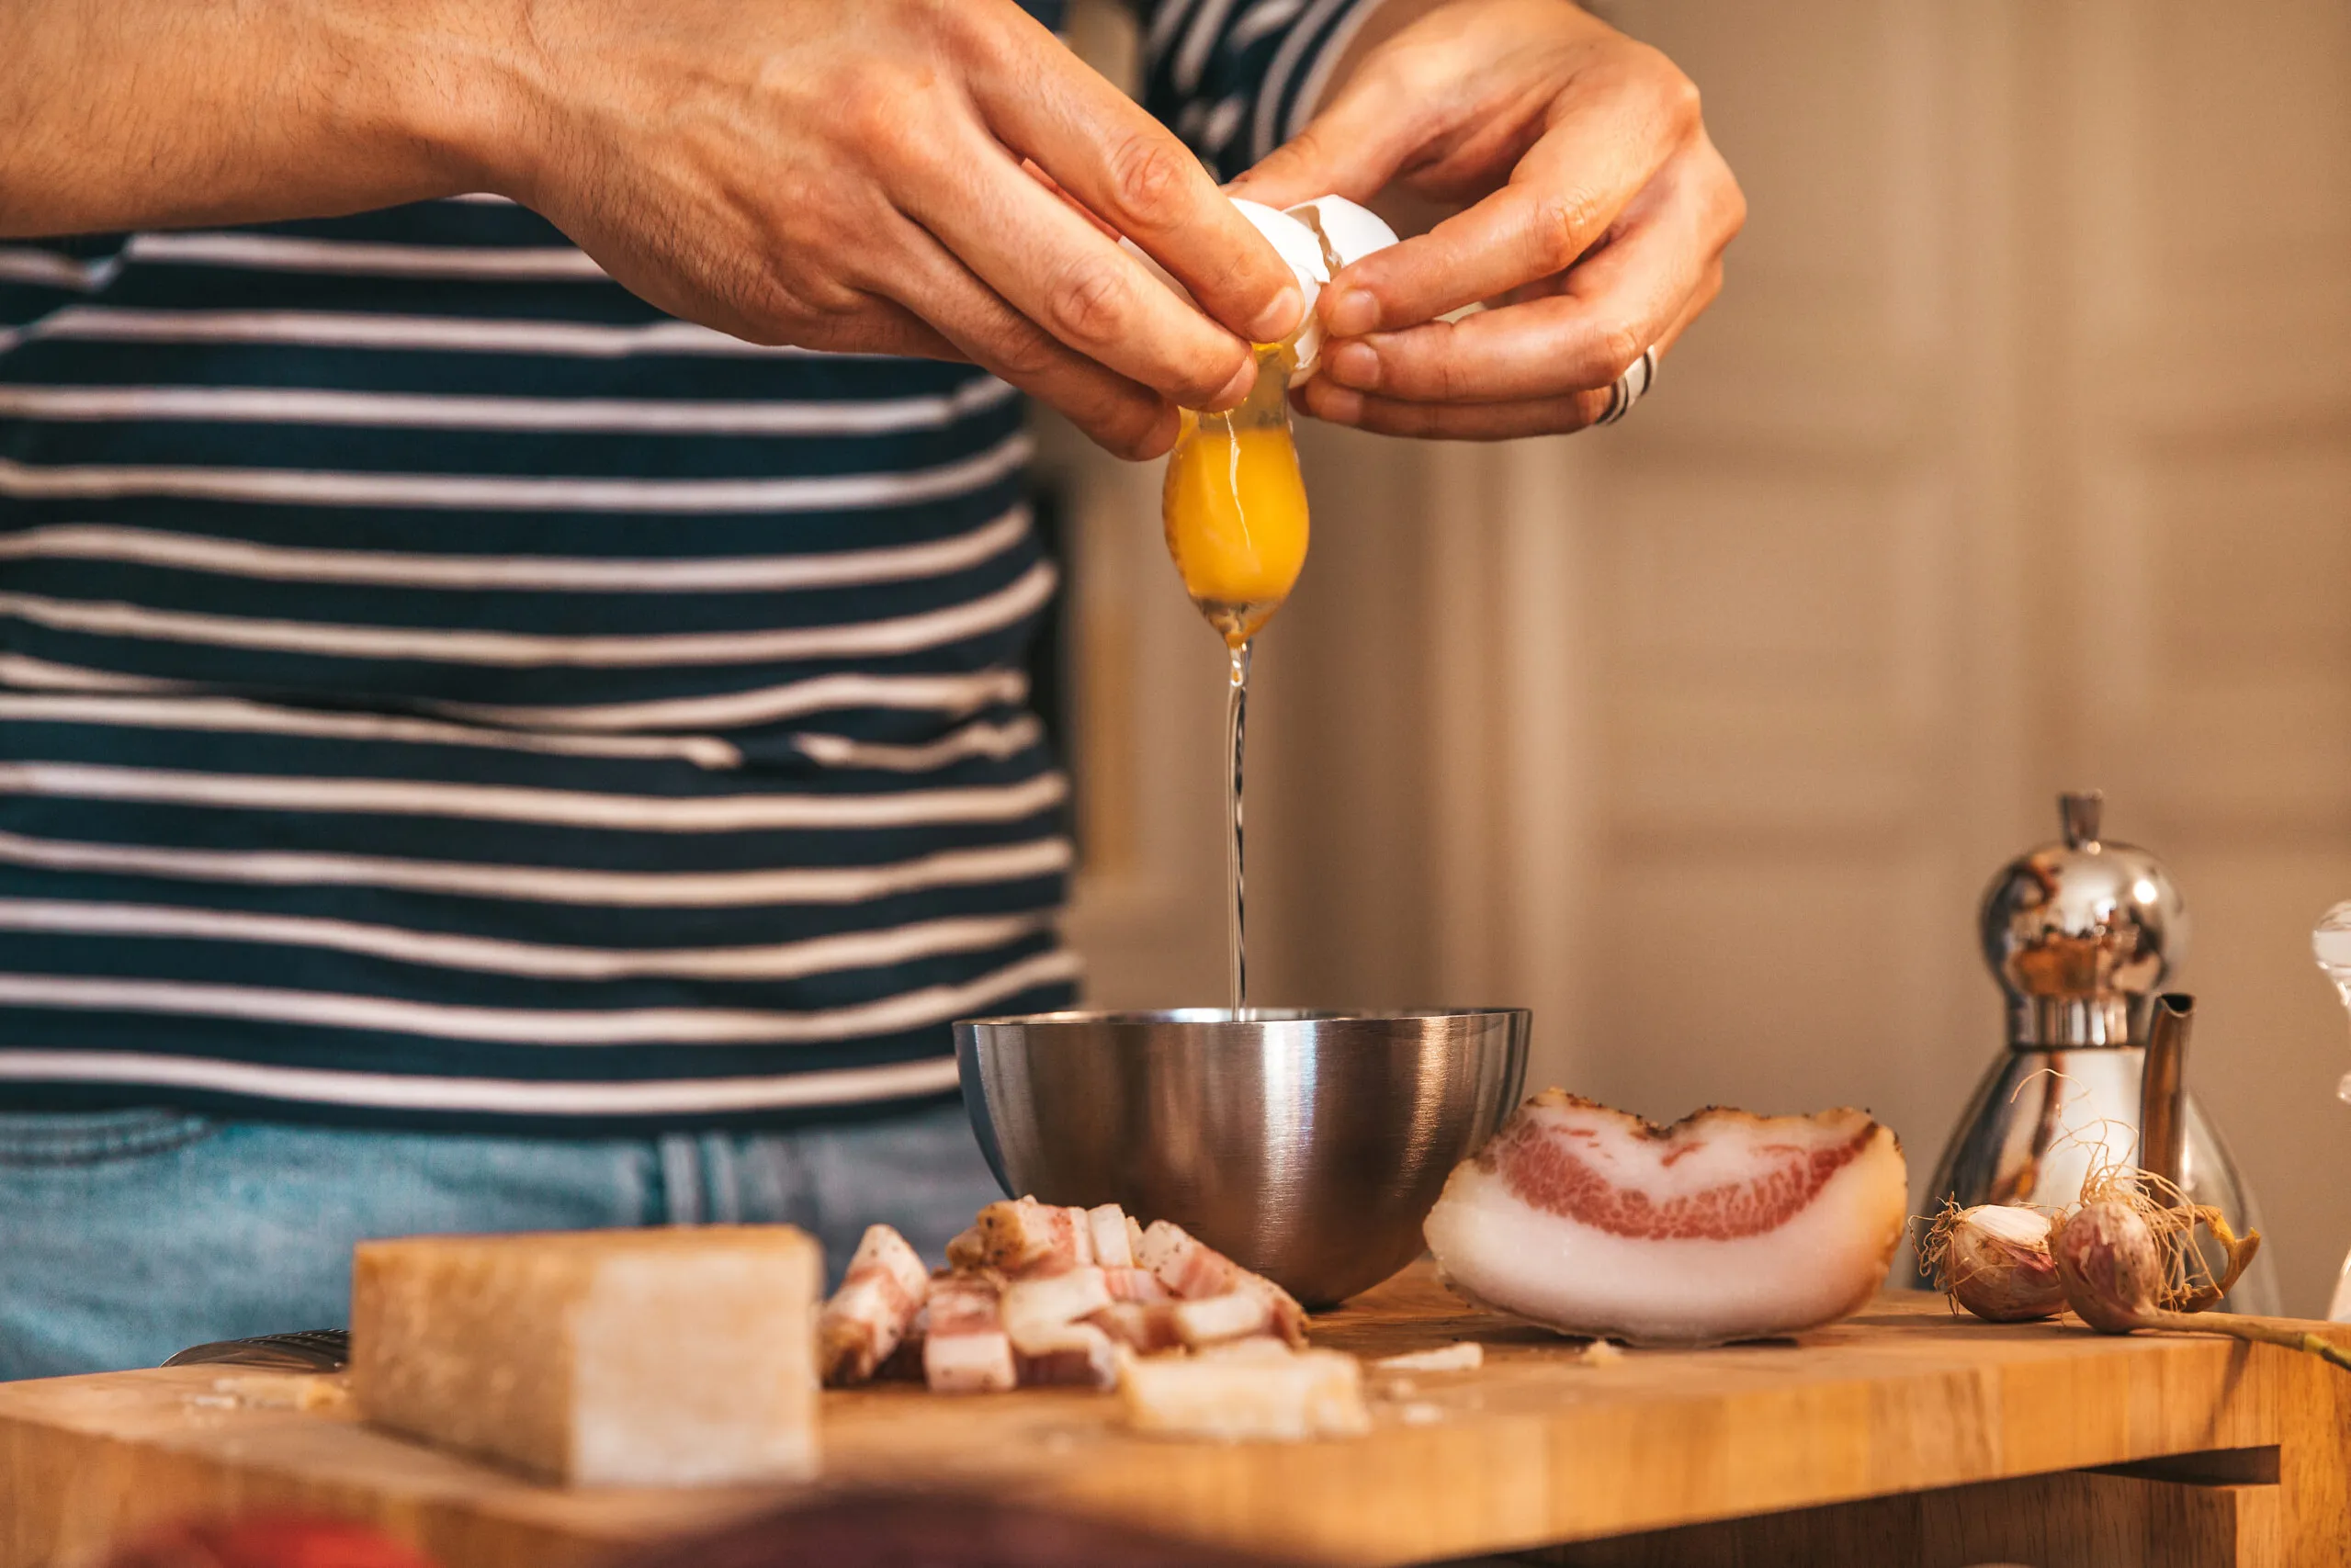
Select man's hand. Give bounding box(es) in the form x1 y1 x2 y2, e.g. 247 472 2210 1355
0 0 1304 458
501 0 1302 457
1228 0 1742 440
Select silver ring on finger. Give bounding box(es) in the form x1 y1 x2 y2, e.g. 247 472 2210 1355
1595 344 1659 427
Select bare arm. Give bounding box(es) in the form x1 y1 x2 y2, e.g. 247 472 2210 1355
0 0 1308 457
0 0 500 235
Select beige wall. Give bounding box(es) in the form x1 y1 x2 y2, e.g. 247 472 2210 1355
1051 0 2351 1315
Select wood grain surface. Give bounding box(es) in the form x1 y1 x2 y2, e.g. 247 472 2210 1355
4 1265 2347 1568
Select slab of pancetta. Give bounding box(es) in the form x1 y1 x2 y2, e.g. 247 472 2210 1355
1423 1090 1909 1347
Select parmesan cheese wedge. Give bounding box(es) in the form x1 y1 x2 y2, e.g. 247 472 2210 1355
350 1225 820 1487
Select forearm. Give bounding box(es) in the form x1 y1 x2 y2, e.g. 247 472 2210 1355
0 0 514 237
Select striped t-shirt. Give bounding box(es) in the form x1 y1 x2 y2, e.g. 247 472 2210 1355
0 0 1374 1127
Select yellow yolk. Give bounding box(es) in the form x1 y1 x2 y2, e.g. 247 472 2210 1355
1161 347 1308 647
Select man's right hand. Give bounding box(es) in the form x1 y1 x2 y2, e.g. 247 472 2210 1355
495 0 1305 457
0 0 1304 458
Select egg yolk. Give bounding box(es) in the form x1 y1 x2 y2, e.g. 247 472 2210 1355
1161 345 1308 648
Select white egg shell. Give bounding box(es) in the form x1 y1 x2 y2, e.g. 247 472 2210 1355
1282 196 1401 384
1230 198 1333 384
1122 196 1397 389
1284 196 1400 269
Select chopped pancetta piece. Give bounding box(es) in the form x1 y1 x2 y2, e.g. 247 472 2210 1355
1371 1342 1484 1373
1087 1203 1136 1268
1121 1347 1369 1441
1135 1221 1308 1348
1171 1291 1273 1348
923 1271 1016 1394
952 1197 1095 1275
876 1301 929 1382
1102 1267 1170 1303
1088 1301 1185 1355
1192 1336 1294 1364
1000 1267 1113 1354
818 1224 931 1386
1423 1091 1910 1346
1014 1321 1119 1389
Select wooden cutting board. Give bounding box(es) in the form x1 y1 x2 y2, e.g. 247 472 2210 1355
4 1265 2347 1568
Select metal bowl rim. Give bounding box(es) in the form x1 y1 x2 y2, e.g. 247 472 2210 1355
954 1006 1529 1030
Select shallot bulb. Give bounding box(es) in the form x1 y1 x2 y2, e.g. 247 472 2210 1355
2041 1180 2351 1376
1928 1204 2065 1323
2049 1195 2167 1332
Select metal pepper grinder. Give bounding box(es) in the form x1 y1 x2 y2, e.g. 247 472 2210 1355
1919 791 2279 1312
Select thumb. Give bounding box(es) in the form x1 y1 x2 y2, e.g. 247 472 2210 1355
1224 75 1422 211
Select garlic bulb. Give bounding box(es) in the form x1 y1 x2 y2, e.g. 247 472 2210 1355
1934 1204 2065 1323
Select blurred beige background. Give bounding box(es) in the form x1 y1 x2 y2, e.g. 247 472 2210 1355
1042 0 2351 1315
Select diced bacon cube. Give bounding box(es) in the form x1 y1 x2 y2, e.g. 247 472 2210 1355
1171 1290 1274 1348
1062 1208 1096 1266
1001 1267 1113 1355
1135 1221 1308 1348
923 1273 1016 1394
1088 1301 1185 1355
1136 1220 1235 1297
960 1198 1094 1274
1121 1348 1370 1441
1102 1267 1170 1303
925 1332 1016 1394
1087 1204 1135 1268
1371 1342 1483 1373
1193 1336 1296 1364
818 1224 930 1386
944 1225 987 1271
1014 1321 1118 1390
876 1302 929 1382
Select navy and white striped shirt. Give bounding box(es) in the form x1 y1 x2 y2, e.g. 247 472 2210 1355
0 0 1375 1126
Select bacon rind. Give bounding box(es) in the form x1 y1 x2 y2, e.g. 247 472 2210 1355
818 1224 931 1386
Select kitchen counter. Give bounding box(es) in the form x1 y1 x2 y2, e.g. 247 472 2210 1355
5 1263 2346 1567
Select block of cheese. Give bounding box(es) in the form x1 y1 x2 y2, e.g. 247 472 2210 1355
351 1225 820 1486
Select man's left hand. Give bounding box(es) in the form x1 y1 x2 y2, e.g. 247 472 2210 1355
1229 0 1744 440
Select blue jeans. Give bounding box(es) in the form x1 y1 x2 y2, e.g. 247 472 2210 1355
0 1100 1004 1380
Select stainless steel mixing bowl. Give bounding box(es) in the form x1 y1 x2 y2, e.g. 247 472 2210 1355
954 1008 1530 1306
